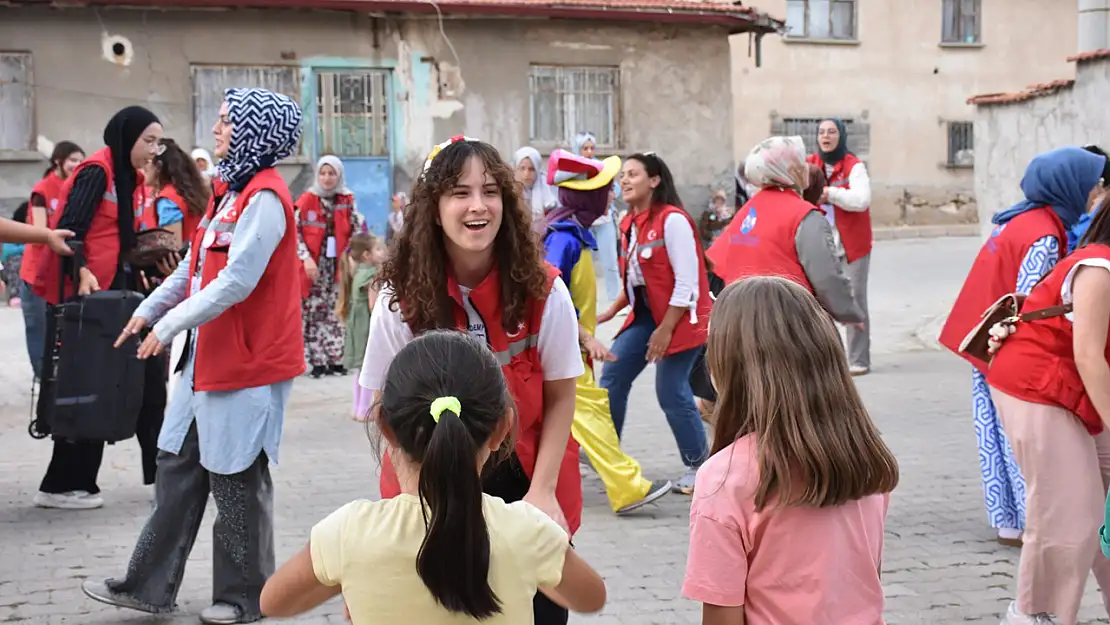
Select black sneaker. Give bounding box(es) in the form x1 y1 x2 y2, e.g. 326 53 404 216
310 365 328 379
329 364 348 376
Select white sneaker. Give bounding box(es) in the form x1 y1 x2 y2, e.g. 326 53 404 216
849 365 870 376
33 490 104 510
1000 601 1057 624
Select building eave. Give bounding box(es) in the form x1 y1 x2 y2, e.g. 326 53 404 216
7 0 784 33
967 79 1075 107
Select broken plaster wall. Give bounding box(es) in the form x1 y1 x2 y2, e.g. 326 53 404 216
973 61 1109 237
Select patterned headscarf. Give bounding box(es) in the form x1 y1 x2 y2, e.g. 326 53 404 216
218 88 303 192
743 136 808 193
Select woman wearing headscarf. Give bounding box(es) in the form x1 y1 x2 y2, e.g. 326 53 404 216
514 146 557 221
191 147 218 181
81 88 305 625
574 132 622 304
385 191 407 243
296 155 367 378
807 118 873 376
708 136 862 325
29 106 164 510
939 146 1109 550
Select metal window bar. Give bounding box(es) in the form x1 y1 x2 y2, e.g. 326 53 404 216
529 65 620 147
947 121 974 167
0 52 33 151
943 0 980 43
190 65 301 154
316 71 390 157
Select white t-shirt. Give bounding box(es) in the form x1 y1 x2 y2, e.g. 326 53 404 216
1062 258 1110 323
359 278 584 392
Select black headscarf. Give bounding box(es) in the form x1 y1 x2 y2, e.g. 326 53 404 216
103 106 160 252
817 117 849 166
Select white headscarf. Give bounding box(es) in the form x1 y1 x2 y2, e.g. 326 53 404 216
309 154 352 198
190 148 218 178
513 146 557 218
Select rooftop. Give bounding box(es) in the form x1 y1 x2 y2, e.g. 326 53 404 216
13 0 783 32
967 79 1076 106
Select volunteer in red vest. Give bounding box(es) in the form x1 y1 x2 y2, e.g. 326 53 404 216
296 154 367 378
358 137 582 625
982 199 1110 625
939 147 1107 551
80 88 305 625
807 117 873 376
150 137 211 250
22 141 84 378
708 135 862 325
28 106 162 511
596 152 712 496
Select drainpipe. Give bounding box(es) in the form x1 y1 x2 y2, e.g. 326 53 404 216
1078 0 1110 52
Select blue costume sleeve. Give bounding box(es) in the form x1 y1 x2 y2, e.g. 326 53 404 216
156 197 185 227
543 230 582 292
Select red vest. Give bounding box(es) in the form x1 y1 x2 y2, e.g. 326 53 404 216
156 184 200 244
33 148 147 304
189 167 305 391
378 264 584 535
705 187 815 292
939 207 1067 372
618 205 712 356
807 153 872 263
21 172 66 284
295 192 354 297
987 244 1110 435
137 184 157 232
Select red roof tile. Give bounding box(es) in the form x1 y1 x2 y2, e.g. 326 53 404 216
29 0 783 31
1068 48 1110 63
967 78 1075 107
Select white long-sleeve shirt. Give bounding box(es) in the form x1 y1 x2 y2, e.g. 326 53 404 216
822 161 872 228
626 213 700 309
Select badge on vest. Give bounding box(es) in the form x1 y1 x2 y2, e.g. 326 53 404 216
326 236 337 258
307 211 317 222
641 247 653 260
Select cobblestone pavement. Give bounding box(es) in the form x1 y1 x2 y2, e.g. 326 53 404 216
2 237 1108 625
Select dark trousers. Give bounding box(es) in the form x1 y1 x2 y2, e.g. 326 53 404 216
107 422 275 621
483 456 570 625
137 354 167 485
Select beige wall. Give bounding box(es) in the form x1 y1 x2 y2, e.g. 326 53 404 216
974 61 1109 237
0 8 734 217
730 0 1075 225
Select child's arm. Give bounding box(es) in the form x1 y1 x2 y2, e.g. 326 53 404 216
538 548 606 614
366 284 378 313
702 604 746 625
0 217 74 253
259 542 342 618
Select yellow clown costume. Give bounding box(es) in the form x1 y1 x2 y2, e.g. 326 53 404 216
541 149 672 514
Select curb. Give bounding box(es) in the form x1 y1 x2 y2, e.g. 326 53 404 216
873 224 979 241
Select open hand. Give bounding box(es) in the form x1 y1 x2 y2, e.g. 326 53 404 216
303 257 318 283
115 316 149 348
646 326 673 363
137 331 167 360
582 336 617 363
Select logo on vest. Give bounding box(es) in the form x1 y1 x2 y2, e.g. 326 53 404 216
731 207 761 247
986 223 1007 253
307 211 317 222
506 322 526 339
49 199 58 212
646 229 658 241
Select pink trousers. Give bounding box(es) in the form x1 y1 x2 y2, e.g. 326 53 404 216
991 387 1110 624
352 368 374 420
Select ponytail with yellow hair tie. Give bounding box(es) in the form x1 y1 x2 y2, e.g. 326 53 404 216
429 396 462 424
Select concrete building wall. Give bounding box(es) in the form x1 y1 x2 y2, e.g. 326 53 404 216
973 61 1110 236
0 8 734 216
729 0 1075 226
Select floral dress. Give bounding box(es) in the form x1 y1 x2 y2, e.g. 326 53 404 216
297 196 367 368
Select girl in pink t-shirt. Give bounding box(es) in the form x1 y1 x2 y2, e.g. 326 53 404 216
682 276 899 625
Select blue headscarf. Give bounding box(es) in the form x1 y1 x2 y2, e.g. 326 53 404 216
218 88 303 192
991 147 1105 228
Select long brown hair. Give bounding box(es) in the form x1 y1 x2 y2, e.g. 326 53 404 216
379 140 549 334
336 232 378 320
154 137 210 217
706 277 899 511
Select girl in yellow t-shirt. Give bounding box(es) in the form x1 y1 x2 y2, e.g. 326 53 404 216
260 331 607 624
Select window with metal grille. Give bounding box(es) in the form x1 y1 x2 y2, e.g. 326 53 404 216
942 0 981 44
190 65 302 154
529 65 620 148
0 52 33 151
773 117 870 160
947 121 974 167
785 0 857 40
315 70 390 157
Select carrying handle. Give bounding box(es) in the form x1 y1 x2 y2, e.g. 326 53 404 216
60 241 85 303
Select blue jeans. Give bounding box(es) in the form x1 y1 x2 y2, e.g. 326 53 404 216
590 219 621 303
21 282 46 379
599 301 709 468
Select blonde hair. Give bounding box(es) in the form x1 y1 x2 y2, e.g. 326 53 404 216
706 277 899 511
336 232 378 320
